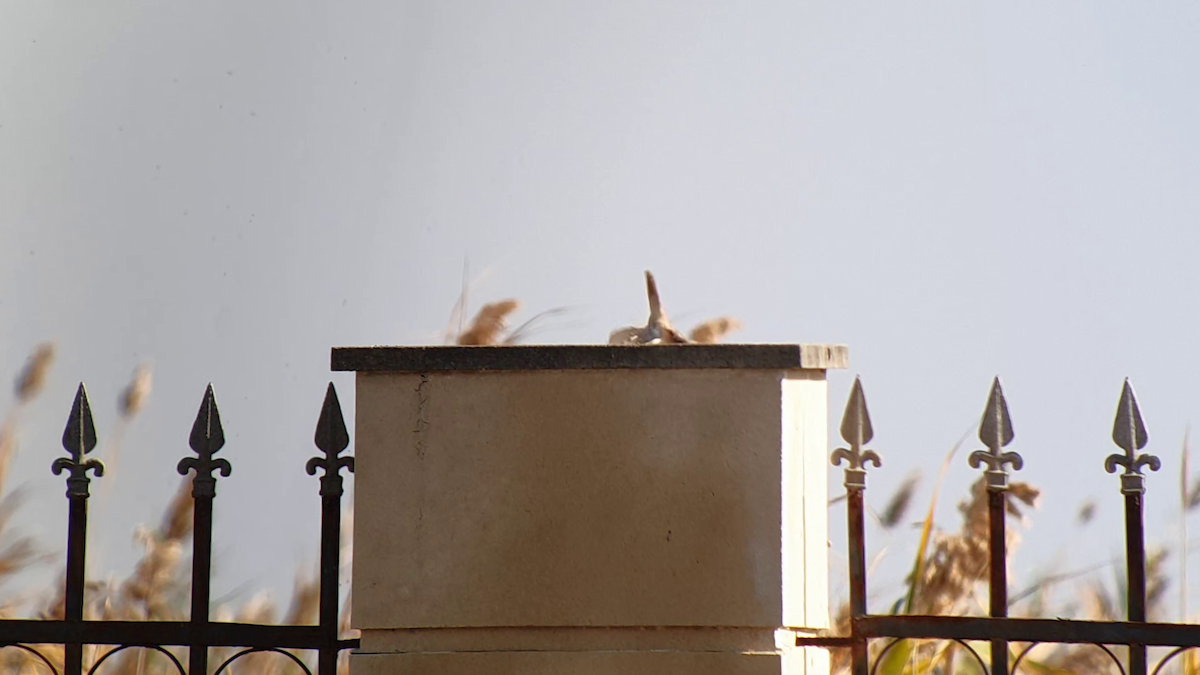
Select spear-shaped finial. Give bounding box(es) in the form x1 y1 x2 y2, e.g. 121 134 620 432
178 384 232 497
62 383 97 457
188 384 225 457
1105 379 1160 494
52 383 105 497
968 377 1023 491
840 377 874 449
307 383 355 497
979 377 1015 451
831 377 881 490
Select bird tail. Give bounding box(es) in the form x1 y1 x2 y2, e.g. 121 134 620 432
645 270 663 324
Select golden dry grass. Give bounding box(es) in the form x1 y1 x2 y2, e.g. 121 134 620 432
688 317 742 344
456 300 521 345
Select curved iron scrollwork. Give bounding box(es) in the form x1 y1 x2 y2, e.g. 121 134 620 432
87 645 187 675
51 383 105 497
1012 642 1126 675
213 647 314 675
831 377 881 490
1011 641 1042 673
177 384 232 497
866 638 988 675
867 637 904 675
0 643 61 675
947 639 989 673
305 383 355 497
1151 646 1200 675
967 377 1023 491
1105 379 1161 494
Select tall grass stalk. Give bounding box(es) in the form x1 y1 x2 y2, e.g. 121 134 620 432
903 425 974 614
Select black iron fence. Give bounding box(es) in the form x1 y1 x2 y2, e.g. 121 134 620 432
0 382 358 675
799 376 1200 675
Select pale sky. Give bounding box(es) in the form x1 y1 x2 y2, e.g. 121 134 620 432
4 1 1200 618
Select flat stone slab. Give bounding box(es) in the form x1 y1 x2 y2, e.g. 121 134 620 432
331 344 848 373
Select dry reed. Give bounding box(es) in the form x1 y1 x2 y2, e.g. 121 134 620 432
456 300 521 346
879 473 920 530
688 317 742 344
13 343 54 403
118 363 153 420
1077 498 1097 526
908 477 1039 616
0 343 56 495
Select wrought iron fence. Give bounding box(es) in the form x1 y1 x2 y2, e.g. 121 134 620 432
0 381 358 675
798 376 1200 675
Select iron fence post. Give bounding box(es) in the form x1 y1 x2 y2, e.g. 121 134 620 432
179 385 232 675
986 490 1007 675
1105 379 1159 675
307 383 355 675
53 384 104 675
831 378 880 675
967 378 1022 675
1125 492 1147 675
846 488 868 673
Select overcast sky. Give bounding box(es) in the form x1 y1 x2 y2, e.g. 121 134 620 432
4 1 1200 619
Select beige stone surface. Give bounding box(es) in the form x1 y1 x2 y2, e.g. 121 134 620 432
349 360 837 674
353 367 829 630
782 371 830 629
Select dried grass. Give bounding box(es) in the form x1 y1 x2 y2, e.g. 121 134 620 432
688 317 742 344
13 343 54 403
1077 498 1097 526
907 477 1038 616
0 424 14 497
98 364 156 517
879 473 920 530
0 344 58 497
119 363 153 420
119 477 193 620
456 300 521 346
503 308 571 345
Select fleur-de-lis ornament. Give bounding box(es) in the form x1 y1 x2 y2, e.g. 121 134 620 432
968 378 1023 491
306 383 355 497
52 383 105 497
1104 379 1160 495
177 384 232 497
831 377 881 490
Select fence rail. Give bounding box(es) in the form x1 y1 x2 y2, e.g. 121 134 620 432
0 381 358 675
800 376 1200 675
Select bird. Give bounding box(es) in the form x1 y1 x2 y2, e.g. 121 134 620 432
608 271 691 345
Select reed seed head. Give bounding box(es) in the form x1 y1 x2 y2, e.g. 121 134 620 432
457 300 520 346
119 362 154 420
13 342 54 403
688 317 742 344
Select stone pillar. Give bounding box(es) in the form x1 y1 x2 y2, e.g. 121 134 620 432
332 344 847 675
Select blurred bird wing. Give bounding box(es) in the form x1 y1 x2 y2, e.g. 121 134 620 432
608 326 644 345
660 325 690 344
